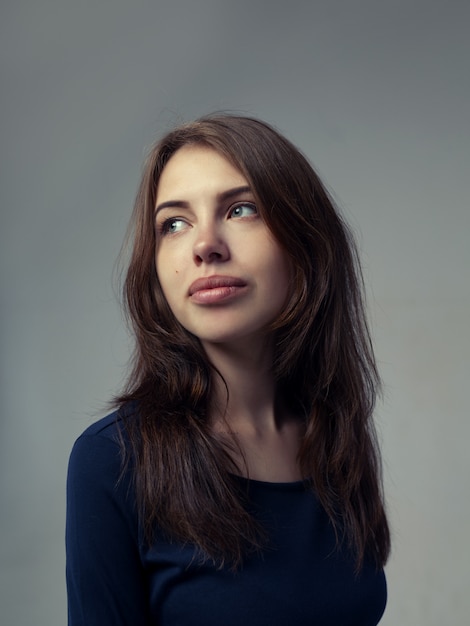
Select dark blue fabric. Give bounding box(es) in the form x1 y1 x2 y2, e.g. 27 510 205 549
66 411 387 625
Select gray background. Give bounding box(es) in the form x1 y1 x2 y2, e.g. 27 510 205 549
1 1 469 624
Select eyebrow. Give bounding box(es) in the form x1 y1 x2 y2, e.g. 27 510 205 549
154 185 253 215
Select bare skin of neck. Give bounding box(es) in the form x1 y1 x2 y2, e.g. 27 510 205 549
203 336 304 483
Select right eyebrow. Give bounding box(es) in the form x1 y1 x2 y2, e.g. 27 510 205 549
154 200 189 216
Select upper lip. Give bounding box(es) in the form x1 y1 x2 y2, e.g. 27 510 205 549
188 275 247 296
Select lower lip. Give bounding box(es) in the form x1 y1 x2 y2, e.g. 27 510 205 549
190 285 248 304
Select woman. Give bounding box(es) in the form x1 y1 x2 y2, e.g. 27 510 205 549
66 115 390 625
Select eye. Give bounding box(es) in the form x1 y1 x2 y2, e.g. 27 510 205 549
159 218 188 235
228 202 258 219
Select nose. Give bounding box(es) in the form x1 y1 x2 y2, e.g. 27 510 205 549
193 222 230 265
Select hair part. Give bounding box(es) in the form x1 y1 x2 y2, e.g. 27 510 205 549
116 114 390 570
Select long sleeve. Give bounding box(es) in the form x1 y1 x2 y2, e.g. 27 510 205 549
66 413 386 626
66 429 150 626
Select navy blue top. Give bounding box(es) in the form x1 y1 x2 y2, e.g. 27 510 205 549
66 411 386 625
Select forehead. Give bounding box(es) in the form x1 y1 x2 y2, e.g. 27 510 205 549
156 145 249 203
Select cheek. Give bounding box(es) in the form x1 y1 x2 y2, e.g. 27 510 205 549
155 252 173 305
156 242 186 275
256 245 293 310
155 247 176 282
155 257 187 316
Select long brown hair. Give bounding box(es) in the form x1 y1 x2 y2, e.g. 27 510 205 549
116 114 390 570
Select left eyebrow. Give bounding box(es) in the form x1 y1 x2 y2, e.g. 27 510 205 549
154 185 253 215
217 185 253 202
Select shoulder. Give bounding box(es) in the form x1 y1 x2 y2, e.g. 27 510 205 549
77 410 120 441
70 410 121 462
66 406 140 548
66 407 148 624
74 403 136 442
67 405 137 492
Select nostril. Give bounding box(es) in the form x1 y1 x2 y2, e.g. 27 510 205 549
193 239 229 264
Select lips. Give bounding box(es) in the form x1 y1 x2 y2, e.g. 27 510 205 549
188 275 246 295
188 275 248 304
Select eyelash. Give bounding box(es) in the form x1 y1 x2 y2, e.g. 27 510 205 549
157 201 258 236
158 218 186 236
228 201 257 218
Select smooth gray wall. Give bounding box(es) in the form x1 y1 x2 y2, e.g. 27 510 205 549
1 1 469 624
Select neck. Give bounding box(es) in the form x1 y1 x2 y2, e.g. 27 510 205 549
202 337 304 483
203 336 282 433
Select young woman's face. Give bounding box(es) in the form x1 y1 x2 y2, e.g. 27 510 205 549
154 145 292 350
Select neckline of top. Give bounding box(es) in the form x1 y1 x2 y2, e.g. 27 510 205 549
231 474 308 491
